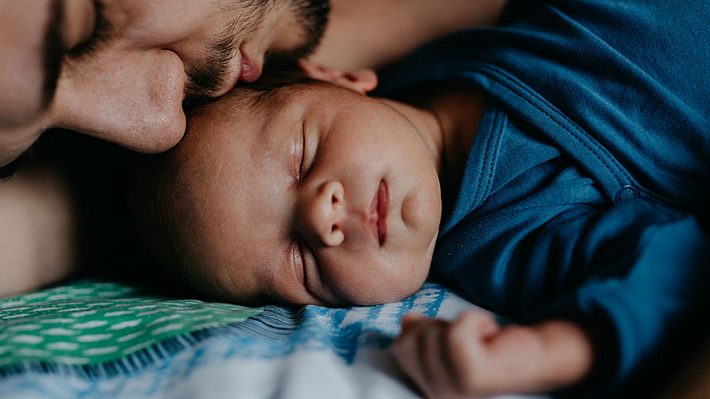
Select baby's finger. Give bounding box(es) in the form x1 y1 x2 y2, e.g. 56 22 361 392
422 322 461 397
400 313 427 333
436 311 501 396
455 310 500 338
394 320 452 398
391 330 428 395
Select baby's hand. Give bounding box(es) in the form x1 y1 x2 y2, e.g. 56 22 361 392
391 311 507 398
391 311 594 398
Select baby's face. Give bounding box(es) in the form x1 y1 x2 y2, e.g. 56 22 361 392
171 83 442 306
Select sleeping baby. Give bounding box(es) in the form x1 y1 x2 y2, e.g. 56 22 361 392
132 65 442 307
131 1 710 397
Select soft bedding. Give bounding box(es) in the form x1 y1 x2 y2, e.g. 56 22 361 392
0 280 546 399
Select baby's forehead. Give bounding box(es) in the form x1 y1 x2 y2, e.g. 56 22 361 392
200 87 317 147
199 87 292 132
178 81 335 219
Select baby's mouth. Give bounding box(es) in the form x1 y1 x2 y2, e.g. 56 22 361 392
376 180 389 246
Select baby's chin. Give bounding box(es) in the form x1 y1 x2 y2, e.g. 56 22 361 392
351 280 426 306
335 264 431 306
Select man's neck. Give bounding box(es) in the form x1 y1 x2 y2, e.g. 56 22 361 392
381 84 486 214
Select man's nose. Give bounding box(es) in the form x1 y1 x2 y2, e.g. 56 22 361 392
52 48 187 153
300 181 346 247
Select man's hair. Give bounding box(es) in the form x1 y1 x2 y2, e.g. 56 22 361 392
279 0 330 60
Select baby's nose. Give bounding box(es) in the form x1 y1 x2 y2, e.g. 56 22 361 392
300 180 346 247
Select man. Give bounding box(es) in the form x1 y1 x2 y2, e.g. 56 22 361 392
0 0 329 179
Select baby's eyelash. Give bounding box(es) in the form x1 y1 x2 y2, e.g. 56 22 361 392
291 241 306 285
294 240 325 301
297 241 307 286
292 130 305 181
294 239 316 290
298 130 306 180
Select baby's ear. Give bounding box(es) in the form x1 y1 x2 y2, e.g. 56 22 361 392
299 59 378 94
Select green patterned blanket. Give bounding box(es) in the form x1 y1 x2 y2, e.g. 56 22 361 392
0 280 262 366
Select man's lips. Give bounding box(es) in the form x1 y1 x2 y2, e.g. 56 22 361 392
239 52 262 83
216 52 262 96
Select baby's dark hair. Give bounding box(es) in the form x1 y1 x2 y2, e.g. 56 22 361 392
185 61 320 113
126 149 201 296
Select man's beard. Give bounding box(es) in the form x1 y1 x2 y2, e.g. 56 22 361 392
184 0 330 103
184 28 239 100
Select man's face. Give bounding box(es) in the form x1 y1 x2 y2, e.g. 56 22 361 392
167 83 442 306
0 0 327 175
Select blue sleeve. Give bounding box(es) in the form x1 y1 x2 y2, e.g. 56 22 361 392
527 201 709 394
437 198 710 394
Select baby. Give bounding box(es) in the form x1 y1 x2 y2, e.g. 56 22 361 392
132 75 709 397
132 74 600 394
134 72 441 307
132 1 710 397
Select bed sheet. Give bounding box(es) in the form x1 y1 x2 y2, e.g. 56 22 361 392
0 280 547 399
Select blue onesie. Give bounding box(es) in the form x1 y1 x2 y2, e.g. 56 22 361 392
377 0 710 395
